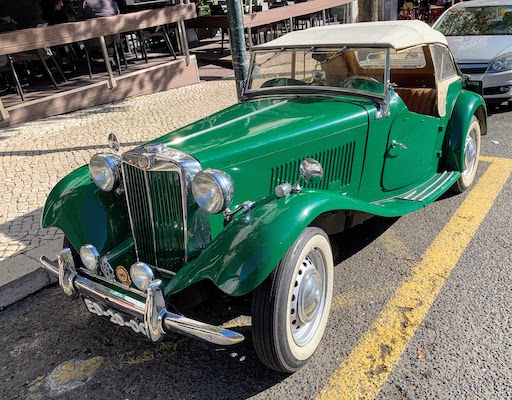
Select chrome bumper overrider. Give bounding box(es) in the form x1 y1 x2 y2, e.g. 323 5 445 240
40 249 244 346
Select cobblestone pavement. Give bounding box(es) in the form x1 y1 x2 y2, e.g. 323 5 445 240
0 79 237 262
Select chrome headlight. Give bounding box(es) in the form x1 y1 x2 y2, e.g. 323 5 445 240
130 262 154 291
487 52 512 73
89 153 121 192
80 244 100 272
192 169 234 214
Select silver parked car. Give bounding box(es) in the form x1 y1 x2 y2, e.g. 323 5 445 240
434 0 512 105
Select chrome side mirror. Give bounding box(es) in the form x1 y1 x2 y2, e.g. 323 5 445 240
299 158 323 184
108 133 120 154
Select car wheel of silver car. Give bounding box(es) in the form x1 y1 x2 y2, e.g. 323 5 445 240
251 227 334 373
452 116 481 193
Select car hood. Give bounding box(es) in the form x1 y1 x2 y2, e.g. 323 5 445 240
150 96 369 169
447 36 512 63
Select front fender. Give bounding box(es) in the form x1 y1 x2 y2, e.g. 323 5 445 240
166 190 409 297
444 90 487 172
41 166 131 253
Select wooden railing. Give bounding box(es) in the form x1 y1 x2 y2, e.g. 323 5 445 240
0 4 196 56
186 0 353 30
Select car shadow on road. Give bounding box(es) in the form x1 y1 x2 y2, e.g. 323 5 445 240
486 102 512 116
330 216 400 265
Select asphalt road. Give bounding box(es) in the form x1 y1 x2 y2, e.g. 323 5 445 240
1 106 511 400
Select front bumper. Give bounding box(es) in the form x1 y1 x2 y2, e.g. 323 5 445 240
40 249 244 346
462 70 512 102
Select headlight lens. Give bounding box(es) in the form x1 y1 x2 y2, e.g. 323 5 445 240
89 153 121 192
130 262 154 291
487 52 512 73
80 244 100 272
192 169 234 214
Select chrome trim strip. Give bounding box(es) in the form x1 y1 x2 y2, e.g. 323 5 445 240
417 172 455 202
411 171 447 200
120 165 141 261
40 254 244 346
143 169 159 267
154 267 176 277
77 267 147 298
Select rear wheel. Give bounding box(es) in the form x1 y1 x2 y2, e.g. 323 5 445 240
251 227 334 373
452 116 481 193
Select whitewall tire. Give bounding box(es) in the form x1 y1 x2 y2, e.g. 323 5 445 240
452 116 481 193
252 227 334 373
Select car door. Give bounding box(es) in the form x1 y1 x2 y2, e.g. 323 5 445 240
381 106 440 191
381 45 441 191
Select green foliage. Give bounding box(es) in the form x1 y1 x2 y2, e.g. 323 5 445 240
437 6 512 36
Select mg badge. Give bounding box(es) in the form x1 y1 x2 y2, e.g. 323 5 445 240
138 155 150 169
100 257 115 280
115 266 132 286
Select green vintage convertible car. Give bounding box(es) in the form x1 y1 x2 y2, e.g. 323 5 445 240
40 20 486 373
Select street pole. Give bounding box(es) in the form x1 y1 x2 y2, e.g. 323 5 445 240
226 0 248 100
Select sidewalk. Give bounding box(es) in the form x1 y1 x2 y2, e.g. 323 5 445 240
0 77 237 309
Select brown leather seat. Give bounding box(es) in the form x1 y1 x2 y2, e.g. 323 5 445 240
394 88 437 116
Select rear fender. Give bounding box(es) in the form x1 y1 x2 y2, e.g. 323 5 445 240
166 190 407 297
41 166 131 253
444 90 487 172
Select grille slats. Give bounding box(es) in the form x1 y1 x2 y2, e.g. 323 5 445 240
123 163 185 271
150 172 185 269
270 142 356 192
458 64 488 75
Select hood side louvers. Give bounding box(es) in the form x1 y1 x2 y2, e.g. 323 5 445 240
269 142 356 193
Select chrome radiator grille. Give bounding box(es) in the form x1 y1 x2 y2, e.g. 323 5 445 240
123 163 185 271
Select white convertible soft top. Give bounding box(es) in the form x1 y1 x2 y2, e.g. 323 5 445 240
254 20 448 50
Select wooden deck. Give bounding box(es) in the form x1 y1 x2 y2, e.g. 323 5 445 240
0 55 199 128
0 4 198 127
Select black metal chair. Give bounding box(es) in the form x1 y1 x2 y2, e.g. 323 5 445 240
83 35 125 77
0 54 25 101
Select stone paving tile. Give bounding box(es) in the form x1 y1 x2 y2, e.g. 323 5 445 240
0 79 238 262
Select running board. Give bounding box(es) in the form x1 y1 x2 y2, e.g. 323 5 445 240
396 171 460 204
372 171 460 211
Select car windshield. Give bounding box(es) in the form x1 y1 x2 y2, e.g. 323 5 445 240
436 6 512 36
247 48 388 97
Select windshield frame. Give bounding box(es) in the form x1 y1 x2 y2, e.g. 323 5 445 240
243 46 391 105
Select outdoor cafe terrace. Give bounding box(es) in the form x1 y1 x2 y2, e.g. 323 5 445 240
0 0 354 127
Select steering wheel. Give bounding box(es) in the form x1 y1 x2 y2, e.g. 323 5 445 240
342 75 379 84
261 78 307 88
339 76 383 93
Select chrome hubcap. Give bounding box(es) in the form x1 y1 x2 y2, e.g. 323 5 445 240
290 248 326 347
298 269 322 324
463 129 477 180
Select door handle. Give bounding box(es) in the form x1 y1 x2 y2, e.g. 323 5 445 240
390 140 408 150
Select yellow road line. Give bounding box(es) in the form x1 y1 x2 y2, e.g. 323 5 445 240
317 158 512 400
332 229 411 311
479 155 512 162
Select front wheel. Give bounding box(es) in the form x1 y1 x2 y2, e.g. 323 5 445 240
452 116 481 193
251 227 334 373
